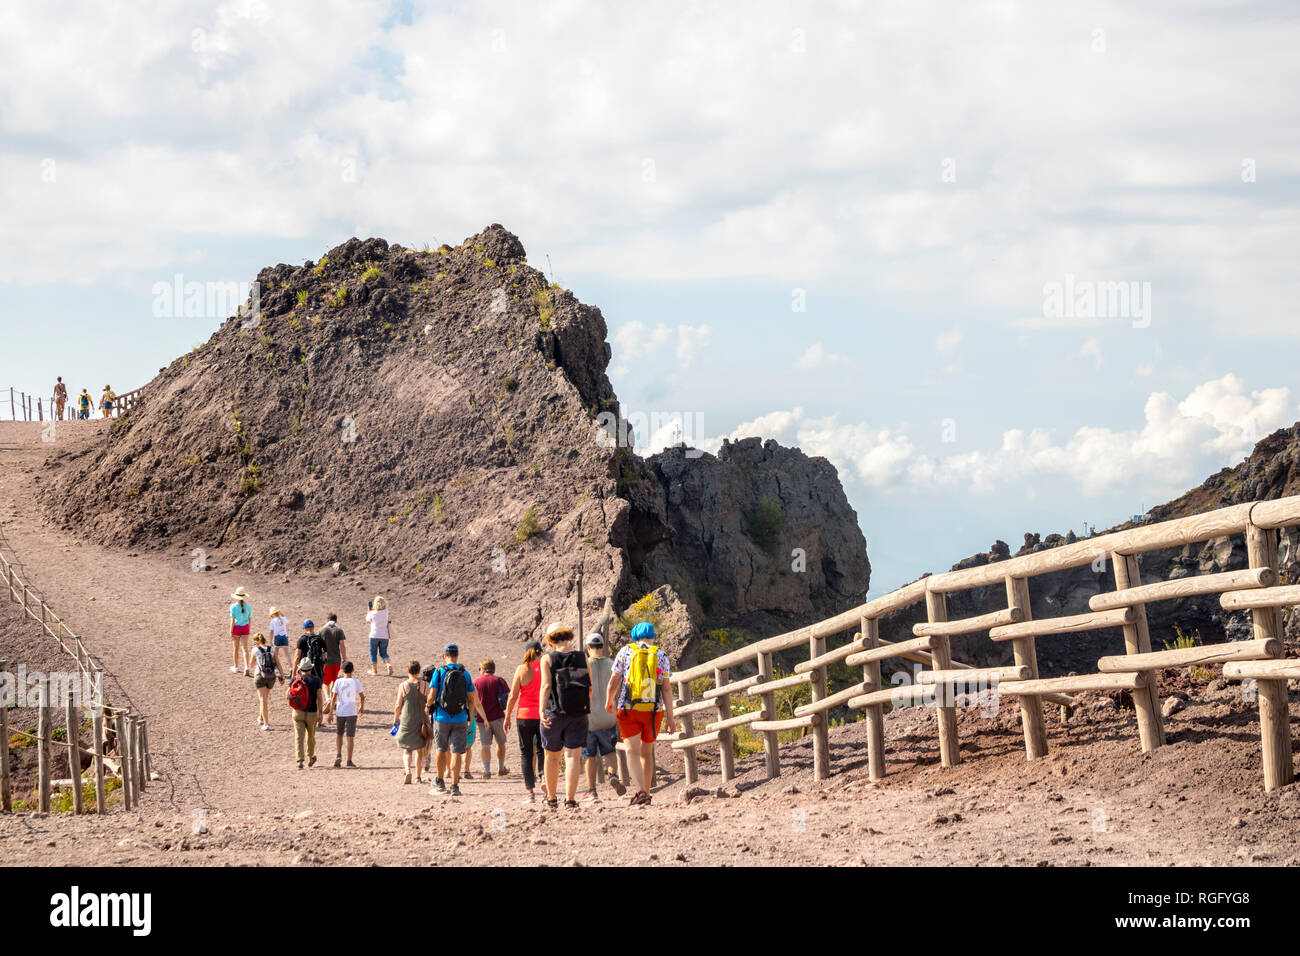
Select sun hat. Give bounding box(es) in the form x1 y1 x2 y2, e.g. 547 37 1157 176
268 606 280 616
585 633 604 647
630 622 656 643
231 587 250 601
302 619 314 629
298 659 314 672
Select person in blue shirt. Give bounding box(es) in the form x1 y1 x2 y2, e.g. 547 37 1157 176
426 644 488 797
229 587 253 676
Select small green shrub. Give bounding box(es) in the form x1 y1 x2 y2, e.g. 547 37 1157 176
746 499 785 552
512 506 543 546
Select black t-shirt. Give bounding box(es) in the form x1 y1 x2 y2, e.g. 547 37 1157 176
297 673 323 712
320 623 345 666
296 633 324 675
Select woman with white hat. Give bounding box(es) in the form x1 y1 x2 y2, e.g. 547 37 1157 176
268 605 290 675
229 587 253 676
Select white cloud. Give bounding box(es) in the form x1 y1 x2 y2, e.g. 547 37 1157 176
795 343 847 369
935 329 963 354
609 321 711 378
1076 336 1104 369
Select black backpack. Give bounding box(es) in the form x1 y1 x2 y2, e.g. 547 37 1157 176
549 651 591 717
437 665 469 718
255 645 277 677
306 634 327 673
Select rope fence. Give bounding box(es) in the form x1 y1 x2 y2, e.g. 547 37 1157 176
668 494 1300 794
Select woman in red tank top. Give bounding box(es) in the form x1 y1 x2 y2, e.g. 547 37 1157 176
504 641 547 803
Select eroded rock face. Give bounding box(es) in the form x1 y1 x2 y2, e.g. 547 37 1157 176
622 437 872 645
40 226 873 653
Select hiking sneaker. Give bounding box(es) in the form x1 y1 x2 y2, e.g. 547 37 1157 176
333 756 342 768
308 756 317 767
346 761 357 768
432 779 447 794
498 767 509 777
609 776 627 797
297 762 304 770
581 790 598 804
521 792 535 805
462 770 473 780
230 666 240 673
448 784 462 797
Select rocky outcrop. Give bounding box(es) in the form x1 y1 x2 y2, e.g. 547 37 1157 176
617 438 871 650
39 226 873 653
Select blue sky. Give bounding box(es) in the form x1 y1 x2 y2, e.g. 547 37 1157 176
2 1 1298 596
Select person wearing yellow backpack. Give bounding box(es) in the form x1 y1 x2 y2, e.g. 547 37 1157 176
605 621 676 806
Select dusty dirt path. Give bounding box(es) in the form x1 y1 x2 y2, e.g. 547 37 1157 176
3 420 1300 866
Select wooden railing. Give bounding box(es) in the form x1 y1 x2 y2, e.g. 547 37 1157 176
0 385 144 422
0 545 152 814
669 494 1300 793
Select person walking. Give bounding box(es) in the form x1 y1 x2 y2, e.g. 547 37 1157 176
268 606 291 675
366 596 393 676
99 385 116 418
606 622 676 806
427 644 488 797
229 587 253 675
393 661 430 785
251 633 283 731
53 378 67 421
76 389 92 420
538 623 592 810
293 620 326 680
474 659 510 778
331 661 364 768
318 613 348 723
503 641 547 804
581 633 627 802
286 658 323 769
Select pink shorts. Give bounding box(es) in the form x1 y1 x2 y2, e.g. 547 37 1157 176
231 624 251 637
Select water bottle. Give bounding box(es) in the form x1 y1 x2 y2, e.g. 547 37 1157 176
390 721 399 737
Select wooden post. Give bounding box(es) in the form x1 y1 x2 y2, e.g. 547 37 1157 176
0 659 10 812
37 398 42 421
132 717 145 792
140 718 151 781
91 702 106 814
575 572 584 640
115 713 133 811
1005 576 1048 760
1245 522 1293 791
714 667 735 782
9 387 14 420
1112 552 1165 751
757 651 781 779
37 694 51 812
861 617 887 781
925 589 961 767
677 680 698 784
809 633 831 780
65 692 82 814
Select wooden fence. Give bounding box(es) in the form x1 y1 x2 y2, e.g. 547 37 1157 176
0 547 151 814
669 494 1300 793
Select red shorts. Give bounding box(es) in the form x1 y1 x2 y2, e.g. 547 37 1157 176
231 624 250 637
617 708 664 743
323 664 341 687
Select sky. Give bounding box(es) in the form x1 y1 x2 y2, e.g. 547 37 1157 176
1 0 1298 596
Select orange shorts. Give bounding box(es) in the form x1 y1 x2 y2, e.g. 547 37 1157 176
616 708 664 743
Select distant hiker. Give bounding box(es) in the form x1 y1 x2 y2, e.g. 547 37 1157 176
427 644 488 797
474 658 510 778
268 606 290 675
503 641 547 804
393 661 430 785
365 596 393 676
53 378 67 420
538 622 592 810
286 658 323 769
331 661 364 768
606 622 676 806
318 613 348 723
77 388 91 420
99 385 115 418
251 633 283 731
581 633 626 802
229 587 253 676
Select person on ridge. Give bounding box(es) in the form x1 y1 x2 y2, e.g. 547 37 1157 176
53 377 67 421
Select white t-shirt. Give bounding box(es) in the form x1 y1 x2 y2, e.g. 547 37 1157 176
269 615 288 638
332 677 363 717
366 608 389 640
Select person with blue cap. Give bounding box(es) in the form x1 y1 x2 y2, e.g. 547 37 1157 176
426 642 488 797
606 621 676 806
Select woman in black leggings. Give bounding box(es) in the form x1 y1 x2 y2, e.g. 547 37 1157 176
504 641 547 804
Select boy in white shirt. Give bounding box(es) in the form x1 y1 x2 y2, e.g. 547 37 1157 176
331 661 365 768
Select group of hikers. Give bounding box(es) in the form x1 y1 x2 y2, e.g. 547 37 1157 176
51 377 116 420
229 588 676 808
